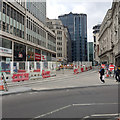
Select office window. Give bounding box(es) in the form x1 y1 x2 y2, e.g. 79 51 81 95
11 8 13 18
2 22 6 31
17 12 19 22
10 25 13 34
2 38 12 49
13 27 16 35
7 5 10 16
20 30 22 38
6 24 9 33
3 2 6 14
13 9 16 20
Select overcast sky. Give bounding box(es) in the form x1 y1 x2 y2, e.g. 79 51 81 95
46 0 113 42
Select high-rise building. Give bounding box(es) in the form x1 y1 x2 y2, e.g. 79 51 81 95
26 1 46 24
87 42 94 63
59 12 88 62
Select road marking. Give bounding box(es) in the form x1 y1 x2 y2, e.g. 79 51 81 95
34 105 71 119
73 103 118 106
33 102 118 119
91 113 119 117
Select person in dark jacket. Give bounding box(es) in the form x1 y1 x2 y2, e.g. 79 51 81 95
116 66 120 82
99 67 105 83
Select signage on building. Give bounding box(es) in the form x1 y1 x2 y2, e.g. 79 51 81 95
35 53 41 61
41 55 46 61
0 47 12 54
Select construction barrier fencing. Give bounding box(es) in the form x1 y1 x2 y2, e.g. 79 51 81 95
73 61 92 74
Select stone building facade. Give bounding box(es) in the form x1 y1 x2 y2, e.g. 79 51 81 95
98 2 120 66
46 18 68 63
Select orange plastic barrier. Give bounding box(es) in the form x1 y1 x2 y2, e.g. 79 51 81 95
18 70 26 73
81 68 84 72
42 70 50 78
90 66 92 69
12 73 29 82
0 77 4 91
74 69 79 74
34 69 40 72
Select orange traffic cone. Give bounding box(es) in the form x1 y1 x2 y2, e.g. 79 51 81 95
106 70 109 77
0 76 4 91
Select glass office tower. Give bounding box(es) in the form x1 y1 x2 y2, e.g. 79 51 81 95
59 12 88 62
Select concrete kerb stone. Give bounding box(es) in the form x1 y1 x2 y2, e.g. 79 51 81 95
0 88 32 96
1 83 118 96
31 83 118 92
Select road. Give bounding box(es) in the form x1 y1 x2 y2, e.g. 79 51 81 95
2 85 119 119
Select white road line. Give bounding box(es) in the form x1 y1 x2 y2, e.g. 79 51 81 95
33 102 118 119
83 116 90 118
34 105 71 119
73 103 118 106
91 113 119 117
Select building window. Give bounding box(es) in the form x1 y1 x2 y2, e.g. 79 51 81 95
2 38 12 49
2 22 6 31
6 24 9 33
3 2 6 14
94 36 96 42
7 4 10 16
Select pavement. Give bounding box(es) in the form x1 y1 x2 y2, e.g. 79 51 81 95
0 68 119 96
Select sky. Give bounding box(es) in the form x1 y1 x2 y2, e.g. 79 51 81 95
46 0 113 42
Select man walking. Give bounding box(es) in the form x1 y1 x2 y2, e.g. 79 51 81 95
116 66 120 82
99 67 105 83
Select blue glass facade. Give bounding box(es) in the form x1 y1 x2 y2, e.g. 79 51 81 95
59 12 88 62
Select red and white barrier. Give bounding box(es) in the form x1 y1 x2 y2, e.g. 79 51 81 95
12 73 29 82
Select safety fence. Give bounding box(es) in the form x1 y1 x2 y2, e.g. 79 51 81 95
0 61 93 90
73 61 93 74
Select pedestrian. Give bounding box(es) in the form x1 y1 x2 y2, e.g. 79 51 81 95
99 66 105 83
116 66 120 82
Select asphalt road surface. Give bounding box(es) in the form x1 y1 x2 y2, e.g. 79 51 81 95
2 85 119 119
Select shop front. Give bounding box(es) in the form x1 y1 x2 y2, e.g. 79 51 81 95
0 37 12 72
14 42 26 61
0 37 12 62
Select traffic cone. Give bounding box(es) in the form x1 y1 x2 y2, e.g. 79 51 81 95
0 76 4 91
106 70 109 77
